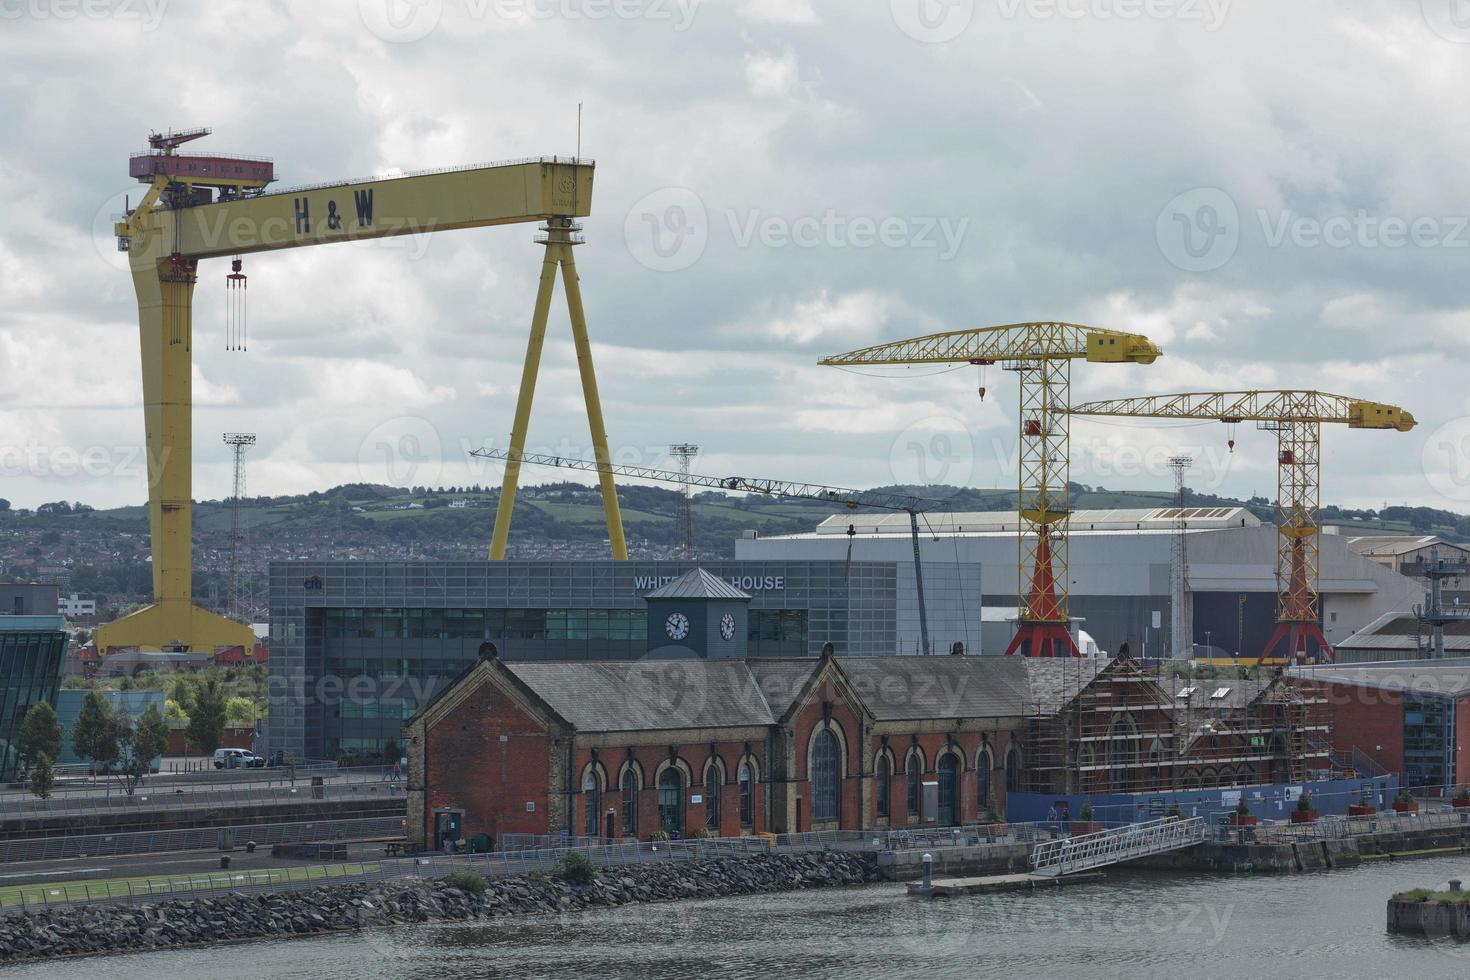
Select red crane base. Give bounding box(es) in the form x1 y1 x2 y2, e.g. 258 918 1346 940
1258 622 1333 665
1004 621 1082 658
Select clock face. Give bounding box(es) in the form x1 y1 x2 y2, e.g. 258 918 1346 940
665 612 690 640
720 614 736 641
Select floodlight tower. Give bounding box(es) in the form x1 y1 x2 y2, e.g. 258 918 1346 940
223 433 256 622
1168 455 1192 660
670 443 699 558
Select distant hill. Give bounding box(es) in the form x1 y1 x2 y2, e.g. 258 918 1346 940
2 479 1464 621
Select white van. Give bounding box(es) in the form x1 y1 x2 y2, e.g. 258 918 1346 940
213 748 261 769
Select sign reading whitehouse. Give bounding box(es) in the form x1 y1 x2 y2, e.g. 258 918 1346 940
633 574 786 592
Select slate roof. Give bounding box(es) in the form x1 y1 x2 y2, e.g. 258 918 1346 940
837 656 1033 721
1163 678 1270 712
1020 659 1109 714
505 659 774 732
747 659 822 720
644 568 751 601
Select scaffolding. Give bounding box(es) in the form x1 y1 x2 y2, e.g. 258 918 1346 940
1018 660 1330 795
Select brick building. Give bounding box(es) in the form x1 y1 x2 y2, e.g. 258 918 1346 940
406 644 1339 847
1293 660 1470 790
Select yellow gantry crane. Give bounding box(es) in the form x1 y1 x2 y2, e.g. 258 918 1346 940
819 323 1162 657
1063 390 1416 663
99 129 628 654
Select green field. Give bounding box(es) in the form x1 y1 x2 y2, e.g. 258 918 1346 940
0 861 382 909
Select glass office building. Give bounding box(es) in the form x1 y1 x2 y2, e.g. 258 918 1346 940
0 615 68 780
266 559 978 762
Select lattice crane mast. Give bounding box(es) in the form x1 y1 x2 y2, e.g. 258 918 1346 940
819 323 1162 658
469 447 945 655
1062 390 1416 663
101 129 620 656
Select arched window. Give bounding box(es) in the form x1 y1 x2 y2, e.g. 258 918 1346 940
620 768 638 837
906 753 922 815
812 729 840 823
1005 745 1021 794
1108 716 1138 792
976 747 993 816
582 769 601 837
705 762 722 830
937 752 959 827
658 767 684 838
738 761 754 827
876 755 891 819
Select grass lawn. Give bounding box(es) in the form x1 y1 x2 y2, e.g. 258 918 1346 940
0 861 382 908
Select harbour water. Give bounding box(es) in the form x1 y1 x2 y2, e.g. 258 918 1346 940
10 855 1470 979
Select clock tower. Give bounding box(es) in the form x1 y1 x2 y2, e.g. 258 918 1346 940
643 567 752 660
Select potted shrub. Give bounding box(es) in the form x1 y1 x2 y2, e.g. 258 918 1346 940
1348 791 1376 817
1454 787 1470 810
1393 789 1419 814
1290 793 1319 824
1071 800 1101 834
1228 798 1257 827
1165 804 1184 822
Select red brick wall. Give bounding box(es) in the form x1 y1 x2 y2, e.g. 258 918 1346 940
788 687 865 831
571 742 767 841
423 682 553 845
871 729 1017 828
1310 679 1404 779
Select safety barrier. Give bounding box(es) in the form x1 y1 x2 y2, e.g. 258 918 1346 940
0 815 406 864
1030 817 1207 876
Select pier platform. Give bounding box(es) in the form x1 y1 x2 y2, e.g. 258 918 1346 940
907 871 1105 897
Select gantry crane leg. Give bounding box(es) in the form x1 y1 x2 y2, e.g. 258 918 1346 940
1260 418 1331 663
93 256 254 655
1005 357 1080 657
489 219 627 560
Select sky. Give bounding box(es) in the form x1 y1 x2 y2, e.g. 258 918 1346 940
2 0 1469 517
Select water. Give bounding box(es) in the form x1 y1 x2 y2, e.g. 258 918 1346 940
9 856 1470 979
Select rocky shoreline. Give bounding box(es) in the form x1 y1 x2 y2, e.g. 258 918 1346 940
0 851 877 964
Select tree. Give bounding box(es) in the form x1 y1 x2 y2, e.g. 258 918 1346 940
186 675 228 754
28 755 54 800
118 703 168 796
72 692 119 775
17 702 62 770
164 698 190 728
224 697 256 729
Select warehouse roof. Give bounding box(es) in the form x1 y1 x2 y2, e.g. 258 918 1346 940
1290 662 1470 698
793 507 1260 539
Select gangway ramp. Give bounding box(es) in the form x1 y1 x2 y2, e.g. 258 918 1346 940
1029 817 1206 877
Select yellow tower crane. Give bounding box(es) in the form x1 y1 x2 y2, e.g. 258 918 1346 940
819 323 1162 657
98 130 628 655
1062 390 1416 663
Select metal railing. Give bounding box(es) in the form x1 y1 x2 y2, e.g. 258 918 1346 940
0 816 405 864
1030 817 1207 877
1207 804 1470 844
0 775 404 821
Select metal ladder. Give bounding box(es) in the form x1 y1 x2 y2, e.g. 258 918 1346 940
1029 817 1207 877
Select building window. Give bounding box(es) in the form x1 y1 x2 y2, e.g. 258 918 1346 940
739 762 754 827
976 748 993 815
1005 746 1021 794
583 770 601 838
906 753 921 815
658 768 684 838
812 729 839 823
621 769 638 837
876 755 891 819
705 764 721 830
